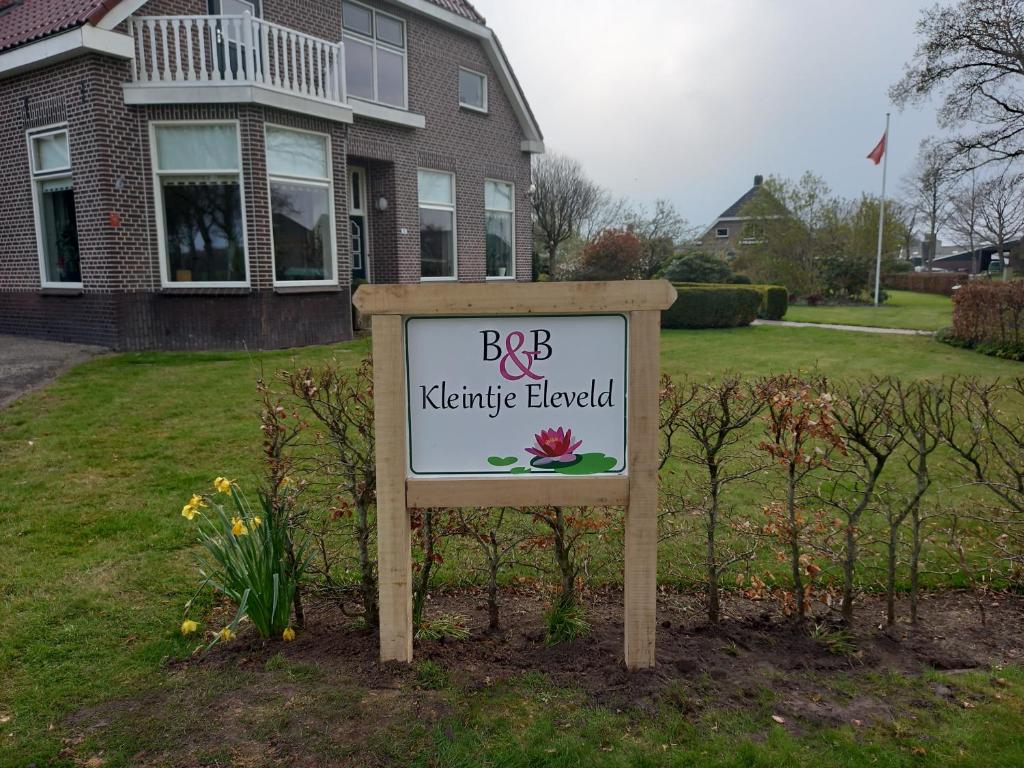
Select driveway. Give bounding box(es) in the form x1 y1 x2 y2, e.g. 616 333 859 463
0 335 107 409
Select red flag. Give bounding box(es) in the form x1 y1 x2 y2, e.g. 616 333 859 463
867 132 887 165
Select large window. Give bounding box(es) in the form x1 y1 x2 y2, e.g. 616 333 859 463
485 180 514 279
458 67 487 112
29 128 81 286
342 1 406 108
152 122 247 285
265 125 335 285
418 169 456 280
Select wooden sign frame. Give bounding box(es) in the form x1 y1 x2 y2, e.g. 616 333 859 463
353 280 677 670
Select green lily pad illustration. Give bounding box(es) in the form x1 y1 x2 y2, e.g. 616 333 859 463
509 466 532 474
487 456 519 467
550 452 618 475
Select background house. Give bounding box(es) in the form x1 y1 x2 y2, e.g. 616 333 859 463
696 174 778 259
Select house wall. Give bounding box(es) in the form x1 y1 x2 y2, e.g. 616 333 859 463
0 0 533 350
698 219 746 259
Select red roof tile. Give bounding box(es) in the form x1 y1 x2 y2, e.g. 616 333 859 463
0 0 484 54
0 0 117 52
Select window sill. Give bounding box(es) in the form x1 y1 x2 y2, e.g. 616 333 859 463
159 286 253 296
485 276 515 281
420 277 458 282
273 284 343 294
459 103 488 115
40 286 84 296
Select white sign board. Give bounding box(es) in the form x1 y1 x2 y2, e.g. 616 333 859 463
405 314 628 477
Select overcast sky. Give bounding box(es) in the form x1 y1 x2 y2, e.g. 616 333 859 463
474 0 941 229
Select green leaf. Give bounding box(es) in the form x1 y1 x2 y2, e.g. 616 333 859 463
487 456 518 467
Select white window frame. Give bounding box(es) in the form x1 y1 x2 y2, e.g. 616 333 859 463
716 227 729 238
149 119 250 289
458 66 488 113
342 0 408 110
417 168 457 282
484 178 514 281
28 124 82 289
264 124 338 288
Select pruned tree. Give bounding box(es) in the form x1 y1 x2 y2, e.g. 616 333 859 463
902 138 954 271
454 507 535 632
756 374 845 622
891 0 1024 169
282 359 379 627
531 153 603 276
821 379 905 625
659 375 765 623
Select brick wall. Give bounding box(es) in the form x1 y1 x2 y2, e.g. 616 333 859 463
0 0 535 350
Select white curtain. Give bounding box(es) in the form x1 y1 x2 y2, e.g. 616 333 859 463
265 127 328 180
155 124 239 172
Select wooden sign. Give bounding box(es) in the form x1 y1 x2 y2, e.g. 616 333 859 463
353 280 677 670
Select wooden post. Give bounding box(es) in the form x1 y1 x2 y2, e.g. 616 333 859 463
372 314 413 662
624 309 659 669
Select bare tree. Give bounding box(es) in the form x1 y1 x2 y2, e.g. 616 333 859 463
627 199 695 278
948 163 985 273
903 139 954 270
977 170 1024 269
891 0 1024 169
531 154 603 276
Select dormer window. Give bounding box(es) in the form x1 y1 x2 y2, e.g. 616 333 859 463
342 1 407 109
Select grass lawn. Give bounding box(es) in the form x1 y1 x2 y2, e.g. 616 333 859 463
784 290 952 331
1 327 1022 767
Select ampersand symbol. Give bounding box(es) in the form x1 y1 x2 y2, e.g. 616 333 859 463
498 331 544 381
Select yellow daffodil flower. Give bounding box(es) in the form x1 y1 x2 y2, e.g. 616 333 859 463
281 475 293 488
181 494 206 520
219 626 235 641
282 627 296 642
213 476 234 494
231 516 248 536
251 515 263 528
181 619 199 635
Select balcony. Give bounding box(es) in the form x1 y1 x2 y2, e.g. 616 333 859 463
122 14 353 124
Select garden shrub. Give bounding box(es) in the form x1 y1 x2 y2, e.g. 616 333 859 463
755 285 788 320
946 280 1024 359
662 284 763 329
662 252 733 283
883 272 964 296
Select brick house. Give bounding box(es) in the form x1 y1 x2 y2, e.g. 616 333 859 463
0 0 543 349
696 174 781 260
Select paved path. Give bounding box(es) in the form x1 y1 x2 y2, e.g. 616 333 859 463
752 319 935 337
0 335 107 409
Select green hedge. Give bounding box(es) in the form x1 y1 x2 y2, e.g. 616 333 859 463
663 284 763 329
755 285 788 320
668 283 787 323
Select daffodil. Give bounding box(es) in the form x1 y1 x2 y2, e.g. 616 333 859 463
231 516 248 536
251 515 263 528
213 476 234 494
282 627 296 642
181 493 206 520
219 626 236 641
181 619 199 635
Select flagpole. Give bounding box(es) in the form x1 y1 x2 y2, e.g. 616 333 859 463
874 113 890 307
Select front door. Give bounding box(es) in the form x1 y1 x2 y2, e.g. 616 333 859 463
349 166 369 281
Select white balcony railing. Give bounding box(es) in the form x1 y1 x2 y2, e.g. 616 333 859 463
128 14 347 108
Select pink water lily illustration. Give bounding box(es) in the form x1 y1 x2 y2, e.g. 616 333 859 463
526 427 582 465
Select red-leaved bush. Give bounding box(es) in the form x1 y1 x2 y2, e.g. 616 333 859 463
577 229 644 281
951 280 1024 348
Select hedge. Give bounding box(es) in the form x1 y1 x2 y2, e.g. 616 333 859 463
883 272 965 296
945 280 1024 359
755 285 788 320
672 282 788 321
663 284 763 329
